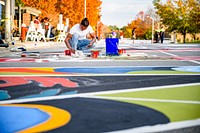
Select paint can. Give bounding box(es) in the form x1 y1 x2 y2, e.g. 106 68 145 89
65 50 71 56
106 38 119 55
21 54 26 57
91 50 99 58
118 49 124 54
123 49 126 53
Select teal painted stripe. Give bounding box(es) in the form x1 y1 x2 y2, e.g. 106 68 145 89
60 90 78 95
0 90 10 100
19 89 60 99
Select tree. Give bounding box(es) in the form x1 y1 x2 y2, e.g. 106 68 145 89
22 0 102 28
187 0 200 40
55 0 102 28
15 0 24 6
22 0 58 26
126 11 152 39
154 0 200 43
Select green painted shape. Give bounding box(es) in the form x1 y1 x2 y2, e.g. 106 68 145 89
102 85 200 101
114 100 200 122
127 70 200 74
98 85 200 122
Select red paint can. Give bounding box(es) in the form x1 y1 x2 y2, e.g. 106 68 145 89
65 50 71 56
21 54 26 57
118 49 123 54
123 49 126 53
91 51 99 58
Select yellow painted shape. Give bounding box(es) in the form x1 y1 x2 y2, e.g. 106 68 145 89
2 104 71 133
30 68 55 72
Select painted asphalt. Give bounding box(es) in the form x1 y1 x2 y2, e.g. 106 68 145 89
0 75 200 100
0 41 200 133
30 97 170 133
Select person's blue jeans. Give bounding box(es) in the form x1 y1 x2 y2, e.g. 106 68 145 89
69 33 93 50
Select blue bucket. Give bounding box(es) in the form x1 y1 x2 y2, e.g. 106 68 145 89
106 38 119 55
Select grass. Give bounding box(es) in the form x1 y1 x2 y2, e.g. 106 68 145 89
186 40 200 44
98 84 200 122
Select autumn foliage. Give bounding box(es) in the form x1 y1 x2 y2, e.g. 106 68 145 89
124 11 152 39
22 0 102 28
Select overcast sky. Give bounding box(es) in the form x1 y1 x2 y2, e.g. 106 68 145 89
100 0 165 28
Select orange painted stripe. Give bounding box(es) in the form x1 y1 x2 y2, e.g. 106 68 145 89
0 68 63 74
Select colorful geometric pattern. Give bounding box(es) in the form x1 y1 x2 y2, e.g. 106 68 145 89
0 66 200 76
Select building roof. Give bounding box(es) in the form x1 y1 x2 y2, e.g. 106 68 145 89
15 6 41 16
21 6 41 16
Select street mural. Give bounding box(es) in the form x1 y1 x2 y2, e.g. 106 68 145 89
0 67 200 132
0 66 200 100
0 76 79 100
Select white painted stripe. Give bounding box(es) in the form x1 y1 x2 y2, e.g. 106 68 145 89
0 83 199 104
160 51 200 65
0 73 200 77
108 118 200 133
160 51 179 57
0 66 198 69
85 96 200 104
79 82 200 96
189 60 200 65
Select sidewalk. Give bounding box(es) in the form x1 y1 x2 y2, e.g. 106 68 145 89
0 40 62 54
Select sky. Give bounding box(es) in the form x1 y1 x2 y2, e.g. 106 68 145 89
100 0 162 28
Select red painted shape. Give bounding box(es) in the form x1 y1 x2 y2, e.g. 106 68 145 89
0 58 49 63
0 77 28 88
0 77 78 88
25 77 78 87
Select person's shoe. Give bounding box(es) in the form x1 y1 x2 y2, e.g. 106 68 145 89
71 51 79 58
77 50 85 57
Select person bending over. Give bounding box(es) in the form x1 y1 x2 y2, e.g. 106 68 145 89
64 18 96 56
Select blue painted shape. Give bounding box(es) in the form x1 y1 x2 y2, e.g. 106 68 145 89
0 90 10 100
172 66 200 73
19 89 60 99
54 67 154 74
0 106 49 133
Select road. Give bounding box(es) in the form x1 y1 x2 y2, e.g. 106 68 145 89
0 40 200 133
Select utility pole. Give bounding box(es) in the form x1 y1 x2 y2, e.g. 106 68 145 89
0 4 2 40
19 4 22 34
5 0 11 42
10 0 15 40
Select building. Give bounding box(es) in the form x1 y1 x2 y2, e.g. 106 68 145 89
14 6 41 28
0 0 41 38
171 32 200 43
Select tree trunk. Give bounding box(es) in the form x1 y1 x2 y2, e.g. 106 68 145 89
192 34 196 41
183 33 186 43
